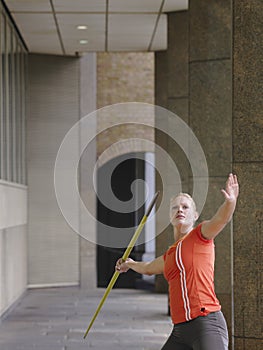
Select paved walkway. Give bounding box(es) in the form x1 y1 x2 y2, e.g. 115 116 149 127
0 287 172 350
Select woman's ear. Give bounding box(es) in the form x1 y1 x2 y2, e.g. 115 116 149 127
194 211 199 221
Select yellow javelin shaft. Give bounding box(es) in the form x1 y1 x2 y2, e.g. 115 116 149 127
83 191 159 339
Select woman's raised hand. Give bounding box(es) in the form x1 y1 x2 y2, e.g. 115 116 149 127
221 173 239 202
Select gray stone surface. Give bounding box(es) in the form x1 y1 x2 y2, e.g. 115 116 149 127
189 0 231 61
233 163 263 341
155 11 190 295
167 12 189 98
233 0 263 163
189 59 232 177
232 1 263 348
0 287 172 350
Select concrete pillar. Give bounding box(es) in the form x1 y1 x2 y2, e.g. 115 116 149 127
79 53 97 290
155 0 233 343
155 2 263 349
142 152 156 286
155 11 189 293
27 53 97 289
189 0 233 344
232 1 263 349
27 54 80 287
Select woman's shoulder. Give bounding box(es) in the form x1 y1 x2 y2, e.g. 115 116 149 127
189 222 214 244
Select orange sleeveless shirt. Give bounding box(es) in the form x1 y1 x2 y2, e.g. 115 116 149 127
163 223 221 324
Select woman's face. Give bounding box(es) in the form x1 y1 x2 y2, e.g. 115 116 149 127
170 195 198 230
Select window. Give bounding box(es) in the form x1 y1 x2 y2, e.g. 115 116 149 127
0 2 27 185
0 13 4 179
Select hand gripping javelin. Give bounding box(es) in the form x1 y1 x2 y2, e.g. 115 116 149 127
83 191 160 339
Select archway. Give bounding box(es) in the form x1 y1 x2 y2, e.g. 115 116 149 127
96 152 155 289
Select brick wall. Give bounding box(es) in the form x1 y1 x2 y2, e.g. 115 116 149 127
97 52 154 158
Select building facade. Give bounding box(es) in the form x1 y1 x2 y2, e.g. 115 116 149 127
0 1 262 349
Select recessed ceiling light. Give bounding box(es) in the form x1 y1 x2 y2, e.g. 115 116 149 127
79 39 88 44
77 25 87 30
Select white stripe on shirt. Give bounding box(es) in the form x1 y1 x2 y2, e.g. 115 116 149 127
175 241 192 321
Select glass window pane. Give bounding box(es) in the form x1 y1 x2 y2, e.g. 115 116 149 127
21 49 26 185
9 27 17 182
16 44 22 183
0 2 27 185
6 21 12 181
0 12 3 179
2 13 8 181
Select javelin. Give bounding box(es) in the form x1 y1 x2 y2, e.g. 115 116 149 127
83 191 160 339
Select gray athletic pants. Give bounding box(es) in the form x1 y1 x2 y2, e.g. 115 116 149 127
161 311 229 350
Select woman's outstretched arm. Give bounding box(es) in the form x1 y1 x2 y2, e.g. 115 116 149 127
115 255 164 276
201 173 239 240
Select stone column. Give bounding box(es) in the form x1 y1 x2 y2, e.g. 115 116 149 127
155 1 233 343
155 11 189 293
189 0 233 343
155 2 262 349
232 1 263 349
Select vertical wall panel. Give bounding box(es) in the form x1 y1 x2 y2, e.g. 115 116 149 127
27 54 80 286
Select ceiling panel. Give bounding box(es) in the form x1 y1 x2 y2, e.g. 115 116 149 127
109 0 162 13
57 14 105 54
5 0 51 12
3 0 188 55
53 0 106 13
163 0 188 12
11 13 62 54
108 14 165 51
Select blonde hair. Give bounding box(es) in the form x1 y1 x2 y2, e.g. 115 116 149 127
170 193 197 212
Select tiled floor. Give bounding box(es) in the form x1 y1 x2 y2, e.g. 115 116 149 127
0 287 172 350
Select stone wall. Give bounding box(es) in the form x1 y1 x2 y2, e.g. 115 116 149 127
189 1 233 343
97 52 154 108
155 1 233 344
155 1 263 349
232 0 263 349
96 52 154 158
155 11 190 293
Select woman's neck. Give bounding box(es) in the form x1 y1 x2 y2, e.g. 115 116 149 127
173 225 193 242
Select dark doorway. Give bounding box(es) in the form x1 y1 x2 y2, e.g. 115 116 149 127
97 153 145 288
